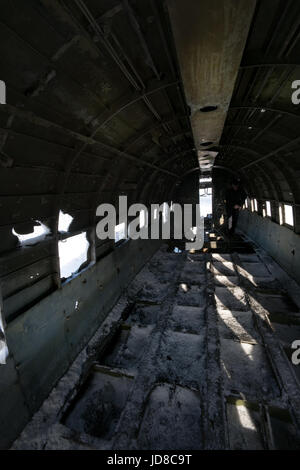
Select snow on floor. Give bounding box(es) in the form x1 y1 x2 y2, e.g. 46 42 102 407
12 241 300 450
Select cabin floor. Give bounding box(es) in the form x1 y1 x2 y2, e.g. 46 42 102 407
12 233 300 450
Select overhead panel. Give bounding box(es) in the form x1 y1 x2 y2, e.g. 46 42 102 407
167 0 256 172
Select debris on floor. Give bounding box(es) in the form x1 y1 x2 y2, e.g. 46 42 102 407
12 235 300 450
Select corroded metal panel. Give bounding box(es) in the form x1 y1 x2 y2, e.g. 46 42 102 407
167 0 256 169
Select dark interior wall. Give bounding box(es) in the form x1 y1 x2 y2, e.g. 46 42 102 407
238 210 300 283
1 0 300 329
212 169 230 234
1 0 299 342
212 166 300 283
0 237 161 449
215 0 300 235
1 0 300 449
211 168 244 234
174 172 199 206
0 0 199 448
172 172 200 232
0 0 198 327
212 0 300 271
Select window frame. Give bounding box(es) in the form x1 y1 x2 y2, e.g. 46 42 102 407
265 200 272 218
114 221 128 246
283 203 294 228
58 229 93 283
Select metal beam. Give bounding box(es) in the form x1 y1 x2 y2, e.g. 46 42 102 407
241 136 300 170
183 165 239 178
122 0 161 80
218 142 296 201
3 104 179 177
150 0 176 78
73 0 142 90
90 80 179 130
123 114 189 150
223 117 283 143
240 63 300 69
167 0 256 152
230 105 300 120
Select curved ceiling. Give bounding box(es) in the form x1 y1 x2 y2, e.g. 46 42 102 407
0 0 198 257
216 0 300 205
1 0 300 291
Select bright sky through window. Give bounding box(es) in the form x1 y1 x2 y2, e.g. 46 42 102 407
12 222 50 246
115 222 126 243
58 232 89 280
199 187 212 217
284 204 294 226
58 210 73 232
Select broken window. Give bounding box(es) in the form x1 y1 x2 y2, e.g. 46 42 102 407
284 204 294 227
58 210 73 233
266 201 271 217
199 177 212 183
199 187 212 217
279 204 284 225
251 199 258 212
58 232 90 280
243 197 250 210
0 79 6 104
115 222 126 243
12 221 50 246
0 302 8 365
279 203 294 227
162 203 169 223
140 209 147 229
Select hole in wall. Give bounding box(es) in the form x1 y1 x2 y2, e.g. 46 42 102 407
199 187 212 217
200 177 212 183
0 310 8 365
12 221 50 246
59 232 89 280
115 222 126 243
200 105 218 113
179 283 190 293
284 204 294 227
58 210 73 233
0 80 6 104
